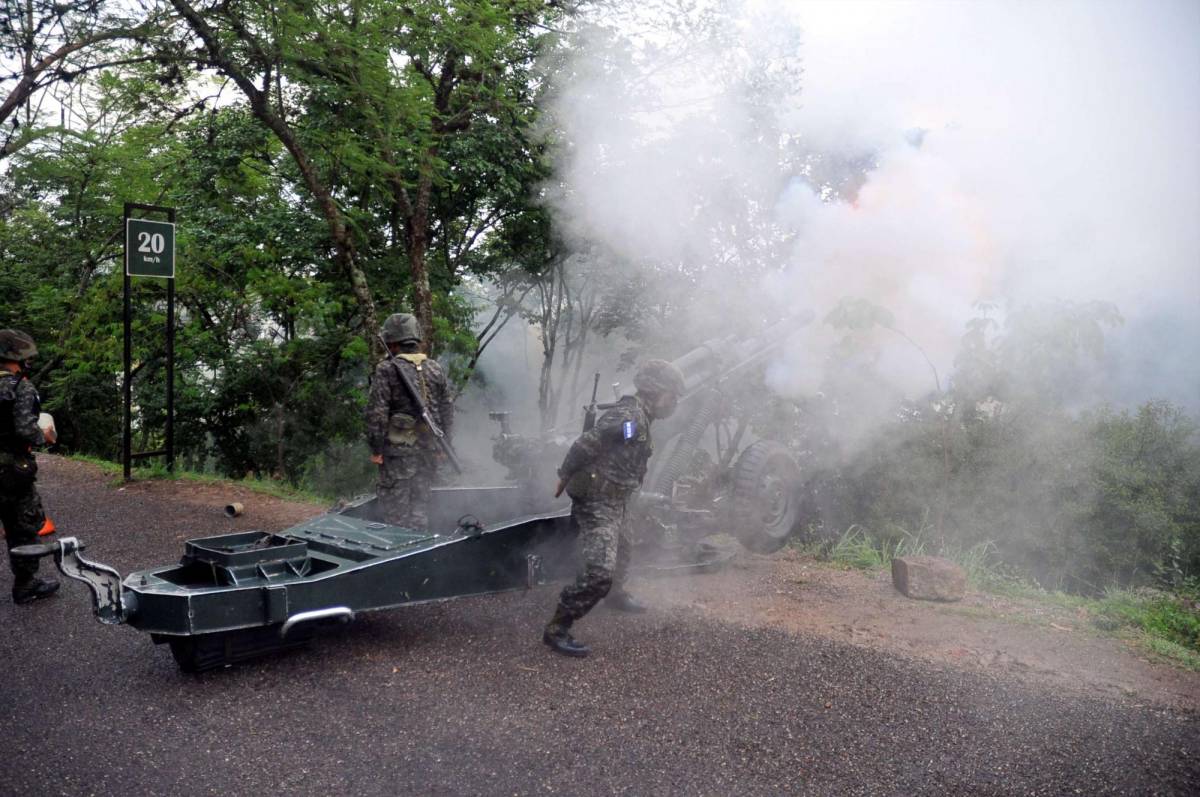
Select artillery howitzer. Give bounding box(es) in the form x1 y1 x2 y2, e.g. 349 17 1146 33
491 313 814 560
17 316 809 672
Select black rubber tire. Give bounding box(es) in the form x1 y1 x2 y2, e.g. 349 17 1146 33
730 440 804 553
167 625 314 673
167 636 207 673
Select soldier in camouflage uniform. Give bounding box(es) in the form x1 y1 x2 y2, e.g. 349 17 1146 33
542 358 686 657
366 313 454 530
0 330 60 604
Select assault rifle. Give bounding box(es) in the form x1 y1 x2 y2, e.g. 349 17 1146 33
378 334 462 474
582 372 602 432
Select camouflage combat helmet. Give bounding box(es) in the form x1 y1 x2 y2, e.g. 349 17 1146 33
634 358 685 397
381 313 422 344
0 329 37 362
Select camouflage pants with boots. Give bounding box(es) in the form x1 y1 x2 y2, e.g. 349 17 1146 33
551 493 633 628
376 450 436 530
1 482 55 602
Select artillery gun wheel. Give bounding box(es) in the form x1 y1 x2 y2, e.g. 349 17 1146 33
731 441 804 553
163 625 315 673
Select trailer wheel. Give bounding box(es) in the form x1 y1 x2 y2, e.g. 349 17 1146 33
731 440 804 553
168 637 207 673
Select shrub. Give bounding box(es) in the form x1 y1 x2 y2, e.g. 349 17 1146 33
299 441 377 500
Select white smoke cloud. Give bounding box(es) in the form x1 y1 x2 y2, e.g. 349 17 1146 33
547 0 1200 410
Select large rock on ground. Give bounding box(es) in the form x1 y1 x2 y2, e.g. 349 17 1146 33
892 555 967 602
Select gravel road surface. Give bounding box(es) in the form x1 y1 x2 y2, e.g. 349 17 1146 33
2 457 1197 796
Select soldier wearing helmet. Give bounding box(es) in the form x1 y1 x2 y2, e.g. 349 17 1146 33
0 330 59 604
365 313 454 530
542 357 685 657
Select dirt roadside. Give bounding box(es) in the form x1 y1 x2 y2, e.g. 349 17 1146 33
39 456 1200 712
641 549 1200 712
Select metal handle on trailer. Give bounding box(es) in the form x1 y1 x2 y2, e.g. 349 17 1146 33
279 607 354 638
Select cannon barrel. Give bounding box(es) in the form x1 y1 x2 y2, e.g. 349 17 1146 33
648 312 813 497
670 312 813 398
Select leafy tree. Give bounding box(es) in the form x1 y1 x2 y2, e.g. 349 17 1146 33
3 1 574 488
0 0 172 160
0 65 197 453
1082 402 1200 587
165 0 565 360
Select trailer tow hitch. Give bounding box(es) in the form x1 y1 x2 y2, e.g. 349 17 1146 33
11 537 129 624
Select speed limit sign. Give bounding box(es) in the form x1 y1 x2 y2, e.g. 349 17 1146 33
126 217 175 278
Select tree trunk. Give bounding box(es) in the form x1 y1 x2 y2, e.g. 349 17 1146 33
273 401 286 480
408 158 436 354
168 0 383 360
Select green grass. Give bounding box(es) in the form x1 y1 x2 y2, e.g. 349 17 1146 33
974 576 1200 670
827 526 888 570
67 454 327 505
824 524 992 581
1145 638 1200 671
940 540 999 586
1090 588 1200 667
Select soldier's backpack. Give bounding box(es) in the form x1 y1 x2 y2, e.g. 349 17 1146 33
0 373 38 490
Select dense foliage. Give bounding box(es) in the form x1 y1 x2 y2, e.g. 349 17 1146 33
1 0 566 485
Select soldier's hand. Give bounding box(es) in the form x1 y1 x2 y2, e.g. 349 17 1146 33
370 453 384 465
553 478 566 498
38 413 56 445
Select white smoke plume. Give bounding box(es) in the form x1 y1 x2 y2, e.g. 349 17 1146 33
545 0 1200 413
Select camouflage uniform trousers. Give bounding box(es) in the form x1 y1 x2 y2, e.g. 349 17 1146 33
1 481 46 585
557 493 634 623
377 448 437 530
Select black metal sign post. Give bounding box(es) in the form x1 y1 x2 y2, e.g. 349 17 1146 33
123 203 176 481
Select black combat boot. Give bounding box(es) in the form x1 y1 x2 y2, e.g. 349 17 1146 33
605 589 647 614
13 576 59 605
542 605 590 658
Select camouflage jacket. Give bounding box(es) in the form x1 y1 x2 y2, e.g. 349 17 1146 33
558 394 653 492
0 371 44 461
366 354 453 456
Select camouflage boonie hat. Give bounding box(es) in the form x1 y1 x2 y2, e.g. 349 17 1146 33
634 358 685 396
381 313 422 344
0 329 37 362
